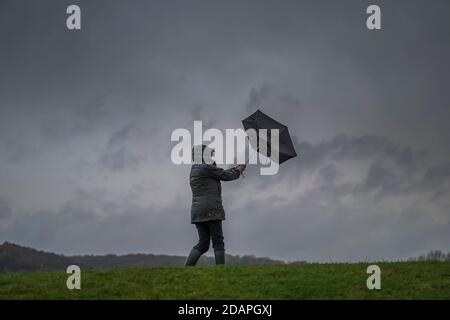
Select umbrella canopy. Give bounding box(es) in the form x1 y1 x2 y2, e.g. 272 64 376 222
242 109 298 164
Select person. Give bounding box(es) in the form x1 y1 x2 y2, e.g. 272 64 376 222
185 145 246 266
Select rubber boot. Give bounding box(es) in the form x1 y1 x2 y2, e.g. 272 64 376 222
185 248 202 266
214 250 225 265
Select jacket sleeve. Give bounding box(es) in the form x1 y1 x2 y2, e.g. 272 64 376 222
207 165 241 181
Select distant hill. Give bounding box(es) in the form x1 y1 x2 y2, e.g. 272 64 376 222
0 242 287 272
0 242 76 272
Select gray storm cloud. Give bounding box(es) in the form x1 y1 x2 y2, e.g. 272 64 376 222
0 0 449 261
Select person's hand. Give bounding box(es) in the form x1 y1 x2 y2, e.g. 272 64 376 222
236 164 246 173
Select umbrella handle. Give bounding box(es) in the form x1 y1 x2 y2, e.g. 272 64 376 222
241 138 255 178
236 136 257 178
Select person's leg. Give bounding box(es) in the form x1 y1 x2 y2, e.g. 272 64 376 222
185 222 210 266
209 220 225 265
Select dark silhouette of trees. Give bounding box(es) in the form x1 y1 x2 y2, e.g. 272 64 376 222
0 242 285 272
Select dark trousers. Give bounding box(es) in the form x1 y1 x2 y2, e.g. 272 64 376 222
193 220 224 253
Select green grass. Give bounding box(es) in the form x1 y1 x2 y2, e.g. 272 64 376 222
0 262 449 299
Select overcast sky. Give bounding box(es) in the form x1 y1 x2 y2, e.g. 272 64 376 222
0 0 449 262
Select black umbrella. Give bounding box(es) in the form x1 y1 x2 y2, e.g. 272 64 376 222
242 109 298 164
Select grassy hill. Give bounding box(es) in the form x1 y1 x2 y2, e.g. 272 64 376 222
1 262 449 299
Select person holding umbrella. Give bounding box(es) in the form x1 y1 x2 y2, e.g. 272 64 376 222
185 144 246 266
185 110 297 266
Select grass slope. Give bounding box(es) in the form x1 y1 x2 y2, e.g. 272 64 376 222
0 262 449 299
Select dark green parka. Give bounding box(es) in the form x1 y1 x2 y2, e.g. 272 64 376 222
190 163 241 223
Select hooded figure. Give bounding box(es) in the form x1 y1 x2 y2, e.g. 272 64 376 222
185 145 246 266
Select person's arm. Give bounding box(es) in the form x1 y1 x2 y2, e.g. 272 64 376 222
207 165 246 181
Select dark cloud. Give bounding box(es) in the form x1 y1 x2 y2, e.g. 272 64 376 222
100 147 143 172
0 137 38 163
99 122 147 172
318 163 338 184
0 197 12 221
190 104 216 129
246 85 270 112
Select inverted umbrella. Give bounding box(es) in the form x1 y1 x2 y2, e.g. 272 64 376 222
242 109 298 164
